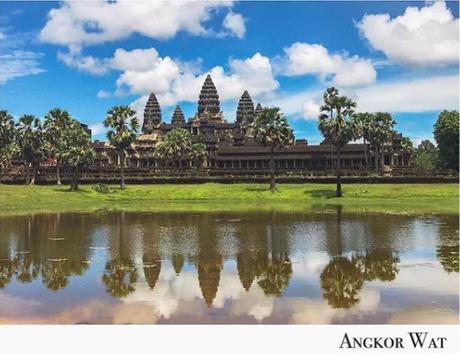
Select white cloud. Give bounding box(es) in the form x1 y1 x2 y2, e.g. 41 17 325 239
0 30 44 84
97 90 111 98
269 74 458 121
353 74 459 113
57 47 109 75
278 42 376 86
39 0 235 47
0 50 44 84
88 123 106 137
300 100 321 120
112 48 278 110
357 1 459 66
223 12 246 39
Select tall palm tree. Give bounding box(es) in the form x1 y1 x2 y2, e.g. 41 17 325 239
353 112 372 171
43 108 73 185
17 115 44 185
60 120 95 191
367 112 396 172
250 107 293 191
318 87 358 197
103 106 139 189
0 110 17 170
191 143 207 170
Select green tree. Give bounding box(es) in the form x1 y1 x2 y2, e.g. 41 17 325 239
413 140 439 175
103 105 139 189
434 110 459 171
191 143 208 169
17 115 44 185
318 87 358 197
367 112 396 172
60 120 95 191
250 107 293 191
0 110 17 170
43 108 73 185
154 128 193 170
353 112 372 170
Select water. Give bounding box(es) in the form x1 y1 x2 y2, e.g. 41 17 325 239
0 211 458 324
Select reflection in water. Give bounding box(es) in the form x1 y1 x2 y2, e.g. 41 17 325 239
0 211 458 324
320 250 400 309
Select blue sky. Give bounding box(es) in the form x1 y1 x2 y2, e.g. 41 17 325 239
0 1 458 144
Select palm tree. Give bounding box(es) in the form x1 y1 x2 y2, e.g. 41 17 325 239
367 112 395 172
17 115 44 185
191 143 207 170
250 107 293 191
103 106 139 189
154 128 193 170
0 110 17 171
353 112 372 171
318 87 358 197
43 108 73 185
60 120 95 191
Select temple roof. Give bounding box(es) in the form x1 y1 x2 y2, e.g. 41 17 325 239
254 103 263 118
171 105 185 125
197 74 220 118
236 90 255 127
143 93 162 134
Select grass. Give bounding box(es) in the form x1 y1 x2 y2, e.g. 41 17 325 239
0 183 457 216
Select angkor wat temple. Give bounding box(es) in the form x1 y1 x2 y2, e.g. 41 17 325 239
92 74 411 176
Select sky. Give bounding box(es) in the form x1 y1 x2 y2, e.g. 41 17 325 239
0 0 458 145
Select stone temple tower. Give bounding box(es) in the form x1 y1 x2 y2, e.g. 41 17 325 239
254 103 263 118
236 90 255 127
171 105 185 125
142 93 162 134
197 74 221 120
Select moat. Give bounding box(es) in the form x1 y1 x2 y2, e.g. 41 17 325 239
0 211 458 324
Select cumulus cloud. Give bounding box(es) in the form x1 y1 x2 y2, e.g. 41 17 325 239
353 74 459 113
300 100 321 120
357 1 459 66
278 42 376 86
268 74 458 121
57 46 109 75
39 0 238 46
223 12 246 38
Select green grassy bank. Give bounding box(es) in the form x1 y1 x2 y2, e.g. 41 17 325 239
0 183 458 215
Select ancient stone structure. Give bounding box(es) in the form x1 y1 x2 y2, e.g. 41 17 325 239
92 74 412 175
142 93 162 134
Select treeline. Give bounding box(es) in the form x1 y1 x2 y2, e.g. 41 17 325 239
0 87 458 195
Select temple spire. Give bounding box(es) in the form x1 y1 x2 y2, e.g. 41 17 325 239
236 90 255 127
197 74 221 119
254 103 263 118
142 93 162 133
171 105 185 125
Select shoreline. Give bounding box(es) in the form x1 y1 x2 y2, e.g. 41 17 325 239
0 183 458 216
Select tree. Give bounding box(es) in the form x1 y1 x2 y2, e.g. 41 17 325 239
318 87 358 197
191 143 207 169
434 110 459 171
17 115 44 185
154 128 193 170
43 108 73 185
103 106 139 189
60 120 95 191
0 110 17 170
353 112 372 170
250 107 293 191
366 112 396 172
413 140 439 175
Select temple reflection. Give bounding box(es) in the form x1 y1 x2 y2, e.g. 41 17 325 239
0 211 457 315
